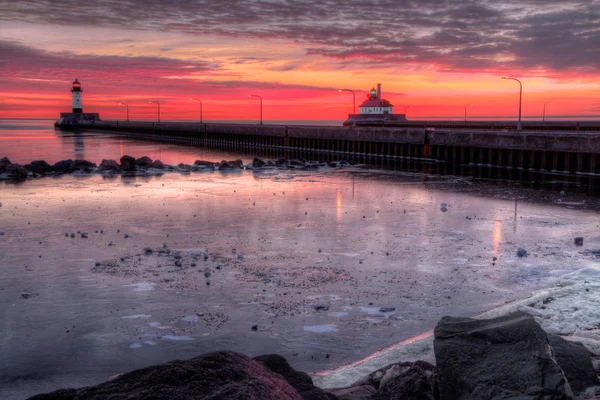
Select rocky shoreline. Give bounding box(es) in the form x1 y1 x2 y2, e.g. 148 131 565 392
27 312 600 400
0 155 355 181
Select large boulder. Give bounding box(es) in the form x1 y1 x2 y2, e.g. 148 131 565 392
6 163 28 180
135 156 153 168
548 334 600 396
53 159 75 172
28 351 303 400
119 155 136 171
98 159 121 172
24 160 52 174
254 354 338 400
434 311 573 399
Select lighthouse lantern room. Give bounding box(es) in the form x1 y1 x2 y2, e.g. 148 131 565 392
71 79 83 113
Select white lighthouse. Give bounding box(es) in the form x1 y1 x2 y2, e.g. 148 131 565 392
71 79 83 113
55 79 100 127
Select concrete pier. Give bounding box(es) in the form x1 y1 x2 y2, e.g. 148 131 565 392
60 120 600 174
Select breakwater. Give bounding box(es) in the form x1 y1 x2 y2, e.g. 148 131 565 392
63 120 600 174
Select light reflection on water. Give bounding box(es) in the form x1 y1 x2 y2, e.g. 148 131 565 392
1 159 599 398
0 119 251 165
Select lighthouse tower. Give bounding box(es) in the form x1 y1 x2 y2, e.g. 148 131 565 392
71 79 83 113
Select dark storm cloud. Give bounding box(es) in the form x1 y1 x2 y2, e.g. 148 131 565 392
1 0 599 75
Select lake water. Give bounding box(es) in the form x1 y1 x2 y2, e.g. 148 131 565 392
1 119 600 398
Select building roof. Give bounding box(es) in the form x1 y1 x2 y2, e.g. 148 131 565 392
359 98 394 108
73 79 80 85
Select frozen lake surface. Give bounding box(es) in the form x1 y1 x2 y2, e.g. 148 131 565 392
2 166 600 398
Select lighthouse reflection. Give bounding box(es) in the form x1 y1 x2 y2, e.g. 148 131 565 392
73 132 85 160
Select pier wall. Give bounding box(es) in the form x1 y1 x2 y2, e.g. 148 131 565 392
70 120 600 174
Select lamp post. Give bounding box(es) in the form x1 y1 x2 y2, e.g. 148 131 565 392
119 102 129 122
403 105 411 118
464 104 473 122
501 76 523 131
542 101 552 123
190 98 203 123
338 89 356 115
248 94 263 125
149 100 160 123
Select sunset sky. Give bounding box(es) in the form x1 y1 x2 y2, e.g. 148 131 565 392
1 0 599 122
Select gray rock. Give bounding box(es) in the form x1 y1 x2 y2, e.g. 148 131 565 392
81 232 88 239
25 160 53 174
151 159 166 169
517 247 528 257
574 237 584 246
135 156 153 168
27 351 304 400
119 155 136 171
379 307 396 313
434 311 573 400
548 334 600 395
98 159 121 171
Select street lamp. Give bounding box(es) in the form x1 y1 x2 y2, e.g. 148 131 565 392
190 98 203 123
119 102 129 122
149 100 160 123
248 94 263 125
543 101 552 123
403 105 411 118
501 76 523 131
464 104 473 122
338 89 356 115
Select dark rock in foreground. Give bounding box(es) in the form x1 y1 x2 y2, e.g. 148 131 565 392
0 156 11 173
98 159 120 172
28 351 304 400
24 311 600 400
255 354 338 400
6 163 28 180
73 159 96 169
252 157 266 168
135 156 153 168
548 334 600 395
53 159 75 172
151 159 166 169
331 360 435 400
119 155 136 171
25 160 53 174
434 311 573 399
